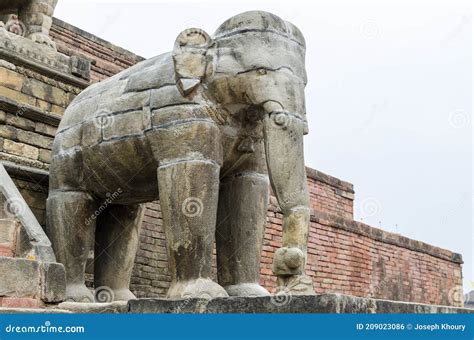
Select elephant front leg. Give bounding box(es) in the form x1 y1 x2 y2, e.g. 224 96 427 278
149 120 228 299
46 190 97 302
216 142 270 296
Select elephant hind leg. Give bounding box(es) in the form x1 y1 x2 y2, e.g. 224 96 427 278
46 190 97 302
94 204 144 302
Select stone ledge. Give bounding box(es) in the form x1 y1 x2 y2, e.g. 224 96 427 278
0 95 62 126
1 161 49 184
306 167 354 194
0 28 90 88
312 210 463 264
127 295 474 314
0 307 71 313
0 257 65 303
53 301 128 314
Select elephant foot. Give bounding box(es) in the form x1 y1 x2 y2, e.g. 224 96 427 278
276 274 315 295
224 283 270 297
65 284 94 303
112 288 136 302
167 278 229 299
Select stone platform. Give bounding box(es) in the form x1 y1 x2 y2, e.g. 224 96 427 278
126 295 474 314
2 294 472 314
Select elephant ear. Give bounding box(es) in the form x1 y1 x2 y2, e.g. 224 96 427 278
173 28 212 96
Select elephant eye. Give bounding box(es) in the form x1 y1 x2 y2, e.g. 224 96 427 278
257 68 267 75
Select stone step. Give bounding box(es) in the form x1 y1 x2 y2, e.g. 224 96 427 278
0 257 65 307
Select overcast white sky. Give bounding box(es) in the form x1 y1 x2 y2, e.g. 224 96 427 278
55 0 472 294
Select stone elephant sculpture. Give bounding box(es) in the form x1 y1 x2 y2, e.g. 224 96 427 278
47 10 314 302
0 0 58 48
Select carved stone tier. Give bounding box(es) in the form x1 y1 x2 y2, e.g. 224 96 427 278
0 26 90 85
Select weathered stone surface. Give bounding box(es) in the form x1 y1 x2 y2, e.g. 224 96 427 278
56 301 128 314
128 295 474 314
38 148 51 163
48 11 313 302
0 257 40 298
40 262 66 303
0 67 25 91
0 86 36 105
0 0 58 49
3 139 38 159
16 129 53 149
0 307 70 313
35 122 57 137
0 297 42 309
2 112 36 131
0 163 56 262
21 77 67 107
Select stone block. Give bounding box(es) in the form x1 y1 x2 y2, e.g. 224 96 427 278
21 78 67 107
55 301 128 314
70 55 91 80
40 262 66 303
0 125 17 139
0 297 42 309
0 257 40 298
3 139 39 159
16 130 53 149
0 67 25 91
0 86 36 106
38 149 51 163
4 113 36 131
35 122 57 137
51 104 65 115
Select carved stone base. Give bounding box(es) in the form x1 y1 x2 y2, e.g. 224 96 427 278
127 295 474 314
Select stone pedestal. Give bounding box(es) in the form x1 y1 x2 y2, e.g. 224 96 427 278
127 295 474 314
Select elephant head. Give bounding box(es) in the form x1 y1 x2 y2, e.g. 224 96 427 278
172 11 313 293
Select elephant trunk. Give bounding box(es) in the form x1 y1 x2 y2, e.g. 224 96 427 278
262 102 310 277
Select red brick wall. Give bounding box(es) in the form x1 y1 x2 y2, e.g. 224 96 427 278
49 18 463 307
50 18 144 83
127 171 462 307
